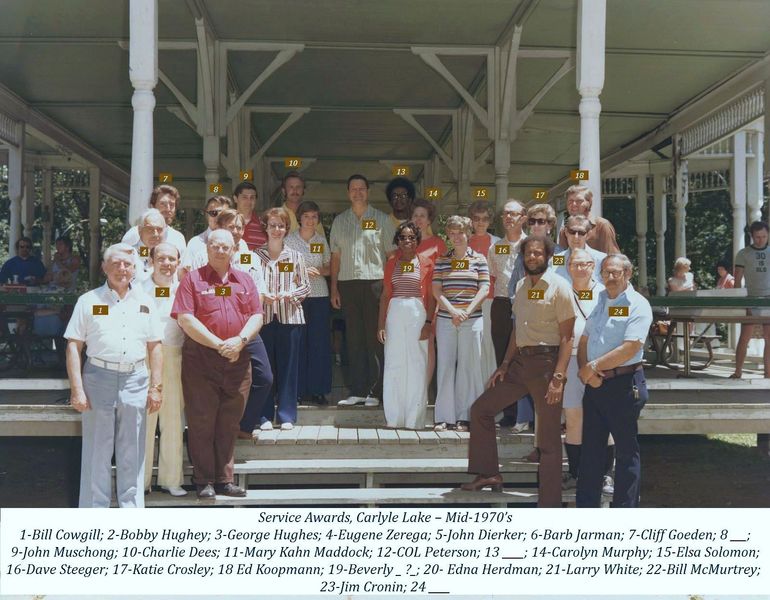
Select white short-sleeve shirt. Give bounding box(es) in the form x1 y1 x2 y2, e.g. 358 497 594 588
122 225 187 257
141 277 185 347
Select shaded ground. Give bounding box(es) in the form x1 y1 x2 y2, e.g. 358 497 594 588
1 434 768 508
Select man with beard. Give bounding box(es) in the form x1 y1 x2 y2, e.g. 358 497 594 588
462 235 575 507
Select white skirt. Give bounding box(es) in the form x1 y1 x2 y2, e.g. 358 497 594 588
383 298 428 429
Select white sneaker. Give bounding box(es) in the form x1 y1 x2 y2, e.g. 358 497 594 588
511 422 530 433
162 485 188 497
260 421 274 431
364 396 380 407
280 422 294 431
602 475 615 495
337 396 366 406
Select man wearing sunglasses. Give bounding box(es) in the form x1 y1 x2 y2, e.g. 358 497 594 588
558 185 620 254
0 237 46 285
552 215 606 284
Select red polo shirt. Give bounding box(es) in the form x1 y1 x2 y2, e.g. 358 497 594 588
171 264 261 340
242 211 268 251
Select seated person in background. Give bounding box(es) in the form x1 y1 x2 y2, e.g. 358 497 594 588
667 257 696 293
122 184 187 257
44 236 81 290
716 261 735 289
0 237 46 285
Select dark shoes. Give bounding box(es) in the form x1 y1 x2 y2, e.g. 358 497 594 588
196 484 215 499
215 482 247 497
461 473 503 492
524 448 541 463
311 394 328 405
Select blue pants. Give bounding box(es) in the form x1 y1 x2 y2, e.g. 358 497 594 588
239 336 274 433
80 362 148 508
260 320 303 425
298 297 332 396
577 369 648 508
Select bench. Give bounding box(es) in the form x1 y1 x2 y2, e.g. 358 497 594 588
649 332 722 371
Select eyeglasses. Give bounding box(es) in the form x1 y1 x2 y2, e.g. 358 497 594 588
528 218 548 226
471 216 491 222
267 223 287 230
601 269 626 279
571 261 594 269
503 211 523 217
398 235 417 242
206 209 222 217
390 192 411 200
566 228 588 237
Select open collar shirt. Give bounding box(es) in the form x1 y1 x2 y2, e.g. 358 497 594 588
255 246 311 324
284 230 331 297
329 204 396 281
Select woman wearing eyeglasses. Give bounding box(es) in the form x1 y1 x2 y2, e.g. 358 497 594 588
256 207 311 431
377 222 436 429
432 216 490 432
551 214 606 284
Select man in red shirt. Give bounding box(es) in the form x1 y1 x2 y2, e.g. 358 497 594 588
172 229 263 498
233 181 267 250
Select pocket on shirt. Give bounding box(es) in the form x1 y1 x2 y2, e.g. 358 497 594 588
198 293 221 316
235 291 257 314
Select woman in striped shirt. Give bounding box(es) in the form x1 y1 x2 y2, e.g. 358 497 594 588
432 216 490 432
377 222 436 429
256 207 311 431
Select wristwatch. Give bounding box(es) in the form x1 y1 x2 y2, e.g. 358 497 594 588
149 383 163 392
240 335 248 345
552 372 566 382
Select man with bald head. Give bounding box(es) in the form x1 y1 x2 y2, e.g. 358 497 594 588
172 229 263 498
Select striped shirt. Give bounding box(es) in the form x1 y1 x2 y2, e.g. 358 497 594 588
255 246 311 325
330 204 396 281
391 256 422 298
242 212 268 251
284 230 330 297
432 249 490 319
231 250 268 296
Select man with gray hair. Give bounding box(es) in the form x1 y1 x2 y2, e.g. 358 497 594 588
131 208 167 282
122 184 187 256
64 243 163 508
558 185 620 254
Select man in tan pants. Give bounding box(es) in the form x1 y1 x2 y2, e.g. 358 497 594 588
463 235 575 507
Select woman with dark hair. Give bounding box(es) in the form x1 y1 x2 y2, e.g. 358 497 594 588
411 198 446 264
44 235 81 290
285 200 333 404
716 261 735 289
377 222 436 429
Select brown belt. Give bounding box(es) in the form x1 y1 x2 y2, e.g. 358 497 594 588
518 345 559 356
601 362 643 380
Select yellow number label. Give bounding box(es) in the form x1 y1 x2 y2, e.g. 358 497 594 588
570 169 589 181
362 219 377 230
158 172 173 183
400 262 415 273
284 157 302 168
209 183 223 194
528 289 545 300
155 287 170 298
240 254 251 265
609 306 629 317
494 244 510 255
239 170 253 181
552 255 565 266
215 286 231 297
473 187 488 199
578 290 593 301
278 262 294 273
532 189 548 200
92 305 109 315
391 165 410 177
310 243 324 254
139 246 149 258
425 187 442 200
451 259 469 271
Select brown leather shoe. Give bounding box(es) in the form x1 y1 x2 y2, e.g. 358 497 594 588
460 474 503 492
524 448 540 463
215 482 247 497
237 430 252 440
196 484 215 499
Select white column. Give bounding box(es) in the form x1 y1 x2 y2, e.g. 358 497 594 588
765 73 770 182
576 0 606 216
494 139 510 210
128 0 158 227
654 174 667 296
22 168 35 238
88 168 102 287
636 176 649 289
747 130 764 224
731 130 747 261
673 153 688 259
202 134 220 197
7 122 24 254
41 167 53 267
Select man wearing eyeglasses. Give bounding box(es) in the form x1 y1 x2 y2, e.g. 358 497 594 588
552 215 606 284
385 177 415 228
0 237 46 285
576 254 652 507
558 185 620 254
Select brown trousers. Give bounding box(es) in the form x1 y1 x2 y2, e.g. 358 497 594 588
182 339 251 485
468 352 562 507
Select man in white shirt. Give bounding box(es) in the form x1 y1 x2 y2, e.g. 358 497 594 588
64 243 163 508
122 185 186 257
131 208 166 283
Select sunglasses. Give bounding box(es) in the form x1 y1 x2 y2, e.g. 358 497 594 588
528 218 548 226
206 209 223 217
566 228 588 237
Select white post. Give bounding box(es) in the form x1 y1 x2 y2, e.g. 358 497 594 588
128 0 158 227
7 122 24 254
765 73 770 183
576 0 606 216
747 130 764 224
731 130 747 261
654 174 667 296
202 134 220 197
673 137 688 259
636 175 649 289
42 167 53 267
89 168 102 287
494 139 510 210
22 168 35 238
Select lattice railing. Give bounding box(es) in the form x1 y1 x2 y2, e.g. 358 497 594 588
0 113 19 146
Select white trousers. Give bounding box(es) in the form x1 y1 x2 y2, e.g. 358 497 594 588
435 316 485 424
383 298 428 429
480 300 497 381
144 345 185 489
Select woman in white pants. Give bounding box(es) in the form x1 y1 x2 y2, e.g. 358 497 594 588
431 216 490 432
377 222 436 429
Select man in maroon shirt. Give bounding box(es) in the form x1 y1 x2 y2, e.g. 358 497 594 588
171 229 263 498
233 181 267 250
